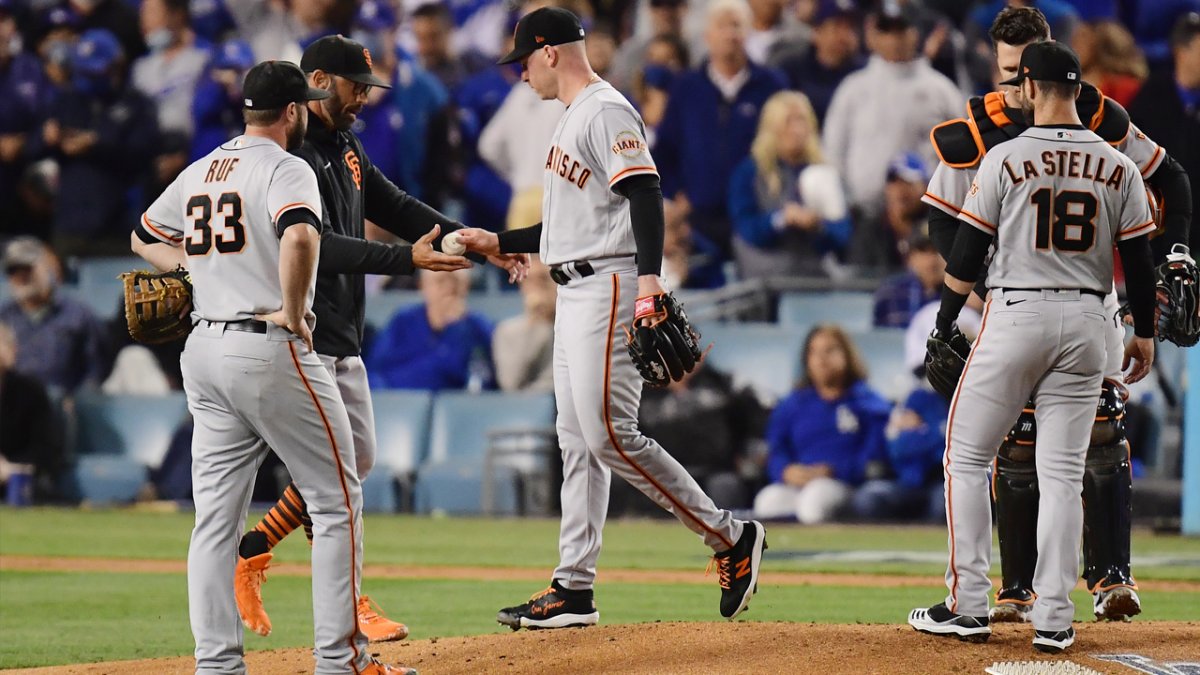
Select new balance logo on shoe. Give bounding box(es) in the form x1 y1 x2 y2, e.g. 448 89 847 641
735 558 752 579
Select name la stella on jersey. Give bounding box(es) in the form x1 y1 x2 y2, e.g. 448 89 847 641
1002 149 1127 189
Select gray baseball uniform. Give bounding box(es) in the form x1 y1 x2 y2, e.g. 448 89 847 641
924 121 1164 380
139 135 370 674
542 81 742 590
945 126 1153 630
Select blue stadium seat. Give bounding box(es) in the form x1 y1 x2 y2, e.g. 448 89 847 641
365 390 434 512
472 292 524 325
69 455 148 504
700 322 806 402
73 392 190 467
75 256 144 288
61 281 124 320
849 328 914 402
414 391 555 515
363 290 422 332
777 292 875 333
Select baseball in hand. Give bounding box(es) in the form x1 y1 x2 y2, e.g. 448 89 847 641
442 231 466 255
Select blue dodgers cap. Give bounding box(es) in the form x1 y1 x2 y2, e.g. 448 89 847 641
355 0 398 32
886 152 928 183
212 39 255 71
72 29 122 75
813 0 858 24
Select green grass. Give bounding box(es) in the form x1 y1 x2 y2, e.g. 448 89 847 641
3 571 1197 669
1 508 1198 668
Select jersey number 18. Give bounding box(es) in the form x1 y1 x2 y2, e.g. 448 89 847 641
1030 188 1097 253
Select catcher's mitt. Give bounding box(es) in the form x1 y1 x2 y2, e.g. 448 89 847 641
119 267 194 344
925 324 972 399
624 292 703 387
1155 244 1200 347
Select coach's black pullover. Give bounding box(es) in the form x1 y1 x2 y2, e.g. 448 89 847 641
293 120 463 358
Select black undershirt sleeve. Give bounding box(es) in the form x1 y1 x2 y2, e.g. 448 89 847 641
497 223 542 254
1145 153 1192 252
1117 234 1157 338
936 224 995 333
613 173 664 277
276 207 321 238
928 207 960 261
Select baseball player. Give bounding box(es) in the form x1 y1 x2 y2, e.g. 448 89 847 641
908 41 1158 654
129 60 413 675
922 7 1194 623
230 35 530 643
454 7 766 630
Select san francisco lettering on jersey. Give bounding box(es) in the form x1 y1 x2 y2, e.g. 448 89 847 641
1001 150 1124 189
545 145 592 189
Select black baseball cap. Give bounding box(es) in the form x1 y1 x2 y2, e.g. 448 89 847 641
301 35 391 89
243 60 331 110
497 7 586 65
999 40 1081 86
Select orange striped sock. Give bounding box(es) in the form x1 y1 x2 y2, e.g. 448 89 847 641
253 483 308 549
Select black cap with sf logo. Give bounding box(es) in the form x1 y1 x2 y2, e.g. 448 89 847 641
999 41 1082 86
242 60 331 110
497 7 586 65
301 35 392 89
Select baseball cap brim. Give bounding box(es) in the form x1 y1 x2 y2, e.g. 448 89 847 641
998 73 1024 86
304 86 333 101
496 45 534 66
340 70 392 89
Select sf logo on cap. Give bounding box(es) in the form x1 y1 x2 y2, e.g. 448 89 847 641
363 48 372 68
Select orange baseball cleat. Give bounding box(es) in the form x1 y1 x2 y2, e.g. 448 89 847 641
234 552 273 637
357 595 409 642
361 657 418 675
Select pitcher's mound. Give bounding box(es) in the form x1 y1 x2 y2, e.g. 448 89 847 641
12 621 1200 674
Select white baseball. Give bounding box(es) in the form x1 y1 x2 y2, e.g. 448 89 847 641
442 231 466 255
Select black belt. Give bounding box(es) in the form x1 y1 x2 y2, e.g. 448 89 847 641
200 319 269 333
1001 288 1106 298
549 261 594 286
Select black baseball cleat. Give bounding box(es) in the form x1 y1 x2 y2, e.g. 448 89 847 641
712 520 767 619
496 580 599 631
989 587 1035 623
1091 573 1141 622
1033 627 1075 653
908 603 991 642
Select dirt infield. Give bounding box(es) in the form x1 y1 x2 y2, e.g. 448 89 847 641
5 555 1200 592
8 621 1199 674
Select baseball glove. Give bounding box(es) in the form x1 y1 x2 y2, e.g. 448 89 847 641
624 292 703 387
119 267 194 344
925 324 972 399
1155 244 1200 347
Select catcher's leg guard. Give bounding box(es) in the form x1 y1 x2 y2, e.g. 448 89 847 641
991 400 1039 622
1083 380 1138 621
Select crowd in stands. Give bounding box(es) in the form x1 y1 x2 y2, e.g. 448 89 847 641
2 0 1198 518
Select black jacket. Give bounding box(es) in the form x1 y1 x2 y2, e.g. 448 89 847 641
293 120 462 358
1128 72 1200 250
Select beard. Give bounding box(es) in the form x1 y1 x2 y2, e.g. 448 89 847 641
285 112 306 150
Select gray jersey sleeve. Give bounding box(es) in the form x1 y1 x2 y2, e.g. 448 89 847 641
1117 167 1155 241
265 156 323 232
584 105 658 190
923 162 974 216
1115 122 1165 178
958 153 1004 236
140 171 186 246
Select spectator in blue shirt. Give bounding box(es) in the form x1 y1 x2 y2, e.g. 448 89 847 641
653 0 786 264
754 325 897 523
456 54 518 231
0 237 105 394
0 8 53 233
728 90 850 279
885 385 949 522
190 39 255 161
366 270 495 391
775 0 865 124
872 234 944 328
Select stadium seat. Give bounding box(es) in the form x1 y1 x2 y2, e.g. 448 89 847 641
61 281 124 320
472 292 524 325
75 256 144 288
414 391 555 515
366 390 434 512
73 392 190 467
849 328 914 402
700 322 806 402
69 455 148 504
777 291 875 333
363 290 422 332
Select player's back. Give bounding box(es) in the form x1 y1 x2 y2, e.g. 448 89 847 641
167 136 319 321
964 127 1151 293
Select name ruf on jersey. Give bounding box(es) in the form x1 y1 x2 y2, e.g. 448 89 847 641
545 144 592 189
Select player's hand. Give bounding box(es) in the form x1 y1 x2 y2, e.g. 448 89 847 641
256 309 315 353
452 228 501 257
412 224 472 272
1121 335 1155 384
488 253 530 284
635 275 665 326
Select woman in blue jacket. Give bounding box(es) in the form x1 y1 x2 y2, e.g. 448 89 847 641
754 325 896 523
728 91 851 279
